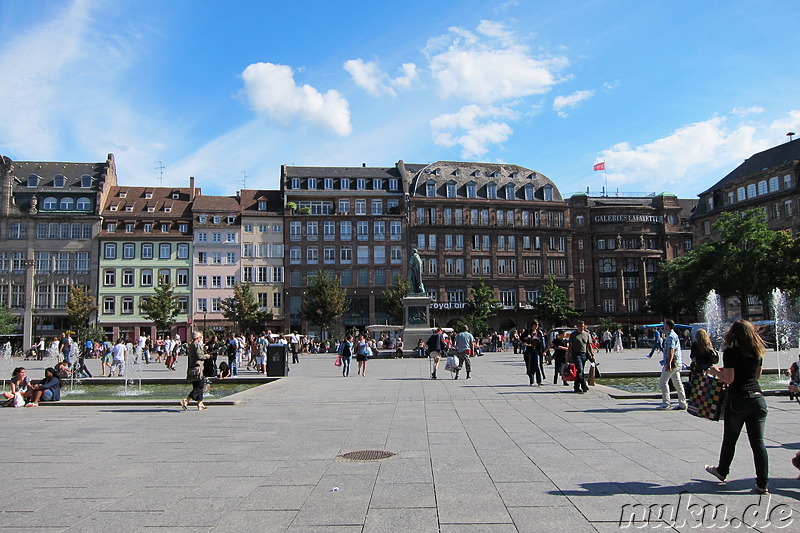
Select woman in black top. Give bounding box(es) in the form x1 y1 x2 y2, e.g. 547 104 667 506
705 320 769 493
551 331 569 385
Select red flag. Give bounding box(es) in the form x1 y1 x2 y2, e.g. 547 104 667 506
593 162 605 171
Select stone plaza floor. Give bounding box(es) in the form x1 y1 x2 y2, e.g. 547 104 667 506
1 347 799 532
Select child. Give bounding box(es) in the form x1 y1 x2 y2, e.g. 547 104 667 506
218 361 231 379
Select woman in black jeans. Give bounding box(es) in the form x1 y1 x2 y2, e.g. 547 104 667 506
551 331 569 385
705 320 769 493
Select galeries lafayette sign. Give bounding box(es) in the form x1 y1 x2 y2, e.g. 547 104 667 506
593 214 663 223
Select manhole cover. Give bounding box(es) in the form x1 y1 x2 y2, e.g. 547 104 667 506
338 450 396 461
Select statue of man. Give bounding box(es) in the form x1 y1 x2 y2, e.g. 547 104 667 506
408 248 425 295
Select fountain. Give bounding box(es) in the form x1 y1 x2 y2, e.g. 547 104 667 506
769 288 798 387
0 342 12 393
123 342 146 396
699 289 727 350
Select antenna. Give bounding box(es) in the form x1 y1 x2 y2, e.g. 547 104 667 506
238 171 248 189
154 161 165 186
788 132 796 142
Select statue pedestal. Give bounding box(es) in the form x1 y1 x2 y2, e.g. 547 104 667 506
401 295 433 351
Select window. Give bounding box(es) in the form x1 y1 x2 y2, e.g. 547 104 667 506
603 299 616 313
357 246 369 264
373 221 385 239
374 246 385 264
308 177 317 190
104 243 117 259
226 232 236 242
197 298 208 313
542 185 554 201
53 175 66 188
306 247 318 264
357 221 369 240
212 232 222 243
306 221 318 239
737 187 746 201
784 175 792 189
486 183 496 199
212 275 222 288
341 178 350 190
141 269 153 286
42 197 57 210
226 275 235 287
211 252 222 265
103 296 115 314
373 178 382 190
59 198 74 210
27 174 39 187
500 290 516 307
177 244 189 259
197 275 208 288
340 246 352 263
35 252 51 273
769 177 780 192
466 183 476 198
746 183 757 198
355 199 367 215
212 215 221 224
357 178 366 190
505 184 515 200
122 269 134 286
390 246 402 264
76 197 91 210
757 181 768 196
371 199 382 215
74 252 89 273
257 200 267 211
159 244 171 259
291 178 300 189
323 178 333 190
104 269 116 286
9 222 26 239
324 221 335 239
142 244 154 259
338 199 350 214
123 243 135 259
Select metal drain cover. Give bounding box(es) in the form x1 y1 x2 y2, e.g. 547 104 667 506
338 450 396 461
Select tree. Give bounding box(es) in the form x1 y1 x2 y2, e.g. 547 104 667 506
220 282 270 333
531 276 578 328
300 270 349 337
648 208 800 319
0 305 18 335
463 279 503 338
382 275 410 324
66 285 98 329
139 279 181 333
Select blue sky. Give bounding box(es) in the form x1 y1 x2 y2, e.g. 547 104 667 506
1 0 799 199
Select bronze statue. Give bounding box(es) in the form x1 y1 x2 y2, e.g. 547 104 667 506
408 248 425 295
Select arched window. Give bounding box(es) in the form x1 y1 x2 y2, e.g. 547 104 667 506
43 197 57 210
59 197 74 210
76 197 91 210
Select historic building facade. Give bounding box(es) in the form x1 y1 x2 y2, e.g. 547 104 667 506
190 194 241 333
96 181 196 341
239 189 285 332
569 193 695 325
0 155 116 349
281 164 408 336
404 161 572 332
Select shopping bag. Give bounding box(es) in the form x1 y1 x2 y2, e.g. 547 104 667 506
445 355 459 372
334 354 342 367
562 363 577 382
686 374 727 421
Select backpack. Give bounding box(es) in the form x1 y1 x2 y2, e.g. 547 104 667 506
342 342 352 357
253 341 263 356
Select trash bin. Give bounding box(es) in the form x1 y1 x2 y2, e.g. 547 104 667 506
267 344 289 376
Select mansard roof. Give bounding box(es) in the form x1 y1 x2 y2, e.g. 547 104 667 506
700 139 800 195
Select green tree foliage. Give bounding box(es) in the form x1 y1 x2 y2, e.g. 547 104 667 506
463 279 503 338
531 276 578 328
220 282 270 333
0 305 18 335
649 208 800 318
300 271 349 337
66 285 98 328
382 275 410 324
139 279 181 333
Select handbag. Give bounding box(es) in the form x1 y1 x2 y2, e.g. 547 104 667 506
187 364 203 381
334 354 342 367
562 363 577 382
686 374 728 421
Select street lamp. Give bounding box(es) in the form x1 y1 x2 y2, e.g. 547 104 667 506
203 311 207 335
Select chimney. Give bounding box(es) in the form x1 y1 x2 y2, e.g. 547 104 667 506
362 163 366 168
189 176 196 199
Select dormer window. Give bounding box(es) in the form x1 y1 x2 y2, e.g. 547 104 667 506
454 169 461 177
433 168 441 176
119 191 127 198
308 178 317 190
426 181 436 197
144 191 153 199
212 215 221 224
341 178 350 190
486 182 497 200
110 204 119 211
357 178 366 190
505 184 515 200
164 206 172 213
27 174 39 187
171 192 180 200
80 174 92 188
53 175 66 188
542 184 554 202
143 223 152 233
324 178 333 190
466 182 476 198
473 170 481 177
125 206 134 212
446 182 456 198
373 178 382 190
257 200 267 211
146 206 155 212
510 172 518 179
291 178 300 189
227 215 236 225
199 215 207 223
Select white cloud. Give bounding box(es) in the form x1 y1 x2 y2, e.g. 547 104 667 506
596 114 776 193
731 105 766 116
343 59 418 96
430 105 516 159
425 21 568 105
553 89 595 117
241 62 352 137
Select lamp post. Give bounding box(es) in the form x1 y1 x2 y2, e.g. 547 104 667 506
203 311 207 335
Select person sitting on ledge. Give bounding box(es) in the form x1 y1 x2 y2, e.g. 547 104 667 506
3 367 31 407
218 361 231 379
27 367 61 406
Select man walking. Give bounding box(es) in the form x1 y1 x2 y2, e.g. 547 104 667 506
647 328 663 358
453 325 475 380
427 327 447 379
568 321 594 394
658 320 687 410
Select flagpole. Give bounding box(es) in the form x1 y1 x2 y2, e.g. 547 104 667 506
604 164 608 197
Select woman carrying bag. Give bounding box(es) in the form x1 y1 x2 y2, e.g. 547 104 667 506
704 320 769 494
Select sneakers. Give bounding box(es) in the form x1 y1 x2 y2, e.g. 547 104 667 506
673 405 687 410
753 486 769 494
705 465 726 484
657 404 671 410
